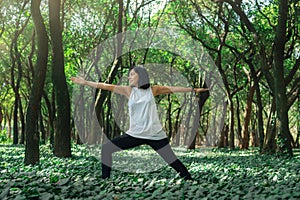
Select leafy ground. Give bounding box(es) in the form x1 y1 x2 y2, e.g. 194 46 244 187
0 145 299 200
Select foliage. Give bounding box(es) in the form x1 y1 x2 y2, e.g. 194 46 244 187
0 145 299 199
0 130 11 144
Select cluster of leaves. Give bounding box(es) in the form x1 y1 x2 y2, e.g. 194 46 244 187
0 145 299 199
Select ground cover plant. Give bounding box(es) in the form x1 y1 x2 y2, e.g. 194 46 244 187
0 145 299 200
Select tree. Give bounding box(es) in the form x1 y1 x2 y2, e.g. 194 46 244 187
24 0 48 165
49 0 71 157
7 1 30 145
272 0 293 155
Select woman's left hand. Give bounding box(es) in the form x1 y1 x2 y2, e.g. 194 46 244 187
70 76 86 85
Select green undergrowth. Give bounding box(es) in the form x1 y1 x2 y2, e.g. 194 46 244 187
0 145 299 199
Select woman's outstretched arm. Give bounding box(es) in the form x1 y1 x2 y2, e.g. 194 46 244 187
70 77 131 98
152 85 209 96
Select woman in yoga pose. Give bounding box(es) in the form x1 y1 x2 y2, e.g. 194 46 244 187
71 66 208 180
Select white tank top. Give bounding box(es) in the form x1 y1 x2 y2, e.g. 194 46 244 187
126 87 167 140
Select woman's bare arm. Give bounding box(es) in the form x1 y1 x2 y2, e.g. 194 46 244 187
70 77 131 98
152 85 209 96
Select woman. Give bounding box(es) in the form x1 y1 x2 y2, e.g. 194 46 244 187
71 66 209 180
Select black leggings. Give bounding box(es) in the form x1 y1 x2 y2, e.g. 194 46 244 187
101 134 192 180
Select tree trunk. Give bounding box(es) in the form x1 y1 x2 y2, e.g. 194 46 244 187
0 106 2 130
296 95 300 148
264 100 276 153
24 0 48 165
241 84 255 149
184 94 194 145
13 98 19 144
174 108 181 146
235 95 242 148
273 0 293 156
4 110 12 139
249 68 264 152
296 108 299 148
49 0 71 157
50 89 55 146
188 90 209 149
43 91 54 144
228 96 235 150
218 124 229 148
167 94 172 139
11 42 20 145
39 110 46 145
19 100 25 144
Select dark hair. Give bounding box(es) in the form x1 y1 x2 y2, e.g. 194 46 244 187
129 66 150 89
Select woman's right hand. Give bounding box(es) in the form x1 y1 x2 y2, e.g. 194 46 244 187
70 76 86 85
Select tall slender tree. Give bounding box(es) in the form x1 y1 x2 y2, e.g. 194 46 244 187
272 0 293 155
49 0 71 157
24 0 48 165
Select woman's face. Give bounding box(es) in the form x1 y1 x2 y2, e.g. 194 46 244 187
128 69 139 87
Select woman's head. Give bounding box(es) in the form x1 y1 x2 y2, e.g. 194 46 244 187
128 66 150 89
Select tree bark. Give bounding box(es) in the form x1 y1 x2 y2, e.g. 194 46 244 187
12 97 19 144
188 90 209 149
228 97 235 149
39 110 46 145
218 124 229 148
241 84 255 149
19 100 25 144
49 0 71 157
42 91 54 144
235 95 242 147
247 62 264 152
264 99 276 153
0 106 2 130
273 0 293 156
24 0 48 165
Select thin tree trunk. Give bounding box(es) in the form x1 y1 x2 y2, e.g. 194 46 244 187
246 60 265 151
43 91 54 144
174 108 181 146
228 96 235 150
50 89 55 146
0 106 2 130
188 90 209 149
49 0 71 157
19 100 25 144
252 73 264 152
39 110 46 145
241 84 255 149
184 94 194 145
12 98 19 144
264 100 276 153
296 100 299 147
167 94 172 139
235 95 242 148
24 0 48 165
5 110 13 139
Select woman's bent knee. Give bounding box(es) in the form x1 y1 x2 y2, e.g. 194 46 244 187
101 141 120 154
